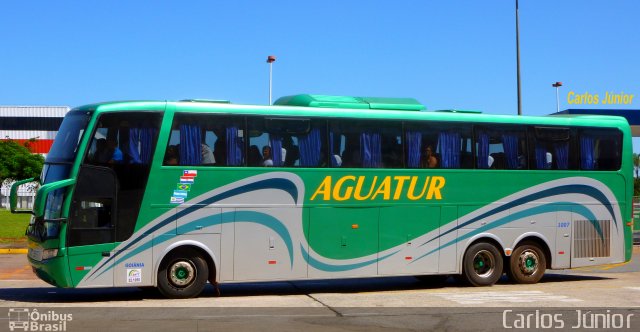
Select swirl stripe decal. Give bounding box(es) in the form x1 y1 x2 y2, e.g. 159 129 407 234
86 177 298 280
420 184 616 248
412 202 599 263
90 210 295 280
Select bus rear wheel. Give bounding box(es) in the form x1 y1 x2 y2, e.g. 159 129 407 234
461 242 503 286
507 242 546 284
158 249 209 299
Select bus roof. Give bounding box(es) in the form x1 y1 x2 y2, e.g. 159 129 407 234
274 94 426 111
72 96 631 131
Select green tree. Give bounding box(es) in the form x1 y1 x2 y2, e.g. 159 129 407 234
633 153 640 178
0 140 44 185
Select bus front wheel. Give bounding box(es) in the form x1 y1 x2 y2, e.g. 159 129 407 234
157 249 209 299
507 242 546 284
461 242 503 286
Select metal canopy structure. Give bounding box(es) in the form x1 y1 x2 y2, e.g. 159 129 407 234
555 109 640 136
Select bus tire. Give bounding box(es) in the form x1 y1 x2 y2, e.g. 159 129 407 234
157 249 209 299
507 242 546 284
461 242 503 286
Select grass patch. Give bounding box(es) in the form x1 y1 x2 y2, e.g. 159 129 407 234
0 210 29 242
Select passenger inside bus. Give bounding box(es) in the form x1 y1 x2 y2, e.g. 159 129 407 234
109 138 123 164
164 145 179 165
421 145 438 168
212 128 227 166
201 143 215 165
282 136 299 167
94 138 110 163
262 145 273 166
248 145 262 166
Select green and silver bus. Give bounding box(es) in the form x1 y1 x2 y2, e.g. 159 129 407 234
10 94 634 298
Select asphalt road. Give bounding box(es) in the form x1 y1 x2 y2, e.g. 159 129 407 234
0 250 639 332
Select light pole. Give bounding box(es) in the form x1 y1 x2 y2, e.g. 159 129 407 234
516 0 522 115
267 55 276 105
552 82 563 113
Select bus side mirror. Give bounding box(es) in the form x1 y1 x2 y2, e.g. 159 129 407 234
32 179 76 218
9 178 37 214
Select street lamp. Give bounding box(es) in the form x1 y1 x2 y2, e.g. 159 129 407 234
515 0 522 115
552 81 563 113
267 55 276 105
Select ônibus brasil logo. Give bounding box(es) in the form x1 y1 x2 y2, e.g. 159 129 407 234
8 308 72 331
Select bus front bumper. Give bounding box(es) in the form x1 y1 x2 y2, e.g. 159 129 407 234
28 255 73 288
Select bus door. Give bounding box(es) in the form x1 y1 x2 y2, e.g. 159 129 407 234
67 165 117 287
67 112 163 287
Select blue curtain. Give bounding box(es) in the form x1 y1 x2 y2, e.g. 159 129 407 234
361 132 382 168
502 133 519 169
439 131 460 169
141 128 157 164
477 132 489 169
534 143 548 169
555 142 569 170
226 126 243 166
126 127 157 165
406 131 422 168
128 128 142 164
270 134 283 166
180 124 202 165
299 128 321 167
581 136 595 170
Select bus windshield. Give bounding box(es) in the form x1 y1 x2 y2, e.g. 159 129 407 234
45 111 92 164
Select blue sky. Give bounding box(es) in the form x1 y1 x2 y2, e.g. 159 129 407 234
1 0 637 117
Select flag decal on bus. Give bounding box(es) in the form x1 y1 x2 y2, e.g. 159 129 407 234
173 190 188 198
180 177 195 183
183 170 198 177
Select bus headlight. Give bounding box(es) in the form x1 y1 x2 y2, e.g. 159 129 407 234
42 249 59 260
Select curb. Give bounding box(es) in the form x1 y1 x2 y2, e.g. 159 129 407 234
0 248 28 254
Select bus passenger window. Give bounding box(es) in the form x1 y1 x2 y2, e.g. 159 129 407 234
166 114 245 166
330 120 402 168
579 129 622 171
530 127 576 170
475 126 526 170
405 123 471 169
248 117 326 168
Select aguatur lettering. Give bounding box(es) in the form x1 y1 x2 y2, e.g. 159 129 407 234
310 175 446 201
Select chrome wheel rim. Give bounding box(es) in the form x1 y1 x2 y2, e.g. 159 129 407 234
169 260 196 287
472 250 495 278
518 250 538 275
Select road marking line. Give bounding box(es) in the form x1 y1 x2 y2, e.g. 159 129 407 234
0 249 27 254
194 314 335 318
624 287 640 291
0 280 40 282
430 290 582 305
600 262 629 270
